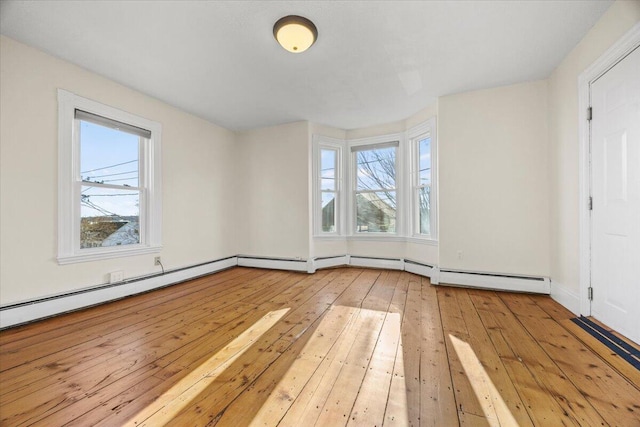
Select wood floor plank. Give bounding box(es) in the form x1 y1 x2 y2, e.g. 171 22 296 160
401 274 422 427
0 270 286 403
0 269 281 382
347 272 402 426
453 288 533 426
157 269 369 425
437 287 486 421
276 306 374 426
275 271 383 426
242 306 361 427
0 271 294 424
0 267 257 352
419 277 458 427
127 308 291 427
1 267 639 427
468 290 591 426
382 272 410 427
311 308 387 426
500 292 640 425
561 318 640 391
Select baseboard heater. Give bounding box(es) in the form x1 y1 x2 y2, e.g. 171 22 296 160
348 256 404 270
1 255 550 329
237 255 310 272
438 269 550 294
403 259 436 282
0 256 238 329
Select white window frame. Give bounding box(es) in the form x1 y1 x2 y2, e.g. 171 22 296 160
348 133 404 237
408 117 437 241
312 135 345 237
57 89 162 264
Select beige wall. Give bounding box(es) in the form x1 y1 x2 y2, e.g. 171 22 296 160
548 1 640 300
439 80 550 277
235 121 311 259
4 2 636 309
0 36 238 304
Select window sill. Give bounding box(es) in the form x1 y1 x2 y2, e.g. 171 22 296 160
313 235 348 241
406 236 439 246
312 235 439 246
57 245 161 265
348 234 406 242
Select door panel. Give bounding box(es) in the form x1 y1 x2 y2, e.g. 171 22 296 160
591 46 640 344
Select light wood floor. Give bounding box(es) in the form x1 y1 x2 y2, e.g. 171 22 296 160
1 267 639 426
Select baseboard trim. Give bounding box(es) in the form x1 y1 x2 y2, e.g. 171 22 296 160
0 256 238 329
550 281 580 315
439 269 550 294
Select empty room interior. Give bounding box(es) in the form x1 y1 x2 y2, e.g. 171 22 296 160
1 1 640 426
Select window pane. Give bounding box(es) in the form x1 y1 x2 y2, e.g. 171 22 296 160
356 146 396 191
419 137 431 185
81 186 140 248
320 149 337 191
356 191 396 233
419 186 431 235
80 120 140 187
321 192 336 232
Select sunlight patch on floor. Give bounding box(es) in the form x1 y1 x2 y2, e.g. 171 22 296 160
249 305 407 426
123 308 290 427
449 334 518 426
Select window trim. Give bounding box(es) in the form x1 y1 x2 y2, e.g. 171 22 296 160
408 117 437 241
57 89 162 264
312 135 345 238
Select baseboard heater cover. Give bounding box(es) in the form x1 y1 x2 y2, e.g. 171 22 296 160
237 255 310 272
1 255 551 328
312 255 349 271
0 256 238 329
403 259 435 281
438 269 550 294
348 256 404 270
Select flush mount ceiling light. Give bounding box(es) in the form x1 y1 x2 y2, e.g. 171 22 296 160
273 15 318 53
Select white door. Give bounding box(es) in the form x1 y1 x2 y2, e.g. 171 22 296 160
590 45 640 344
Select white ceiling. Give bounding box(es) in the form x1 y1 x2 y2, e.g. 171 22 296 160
0 0 612 131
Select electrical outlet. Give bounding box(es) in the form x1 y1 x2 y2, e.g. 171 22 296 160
110 271 124 284
457 250 463 260
154 256 161 266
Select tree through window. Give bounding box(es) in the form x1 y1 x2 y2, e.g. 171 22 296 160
353 142 398 233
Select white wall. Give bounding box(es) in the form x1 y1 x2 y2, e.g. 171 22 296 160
235 121 311 259
0 36 238 305
548 1 640 307
439 80 550 278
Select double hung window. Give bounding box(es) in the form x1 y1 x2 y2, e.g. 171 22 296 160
58 90 162 264
410 118 437 239
313 136 344 236
352 142 398 233
320 148 338 232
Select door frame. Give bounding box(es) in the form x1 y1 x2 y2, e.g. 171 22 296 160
578 23 640 317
